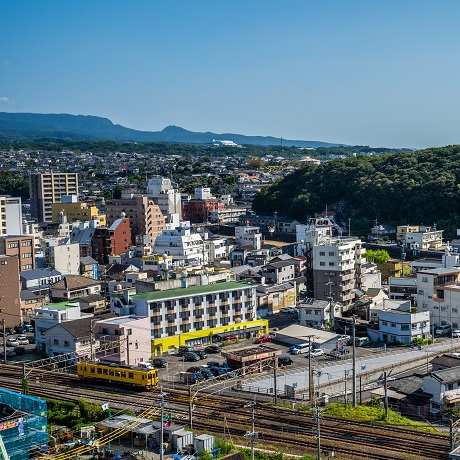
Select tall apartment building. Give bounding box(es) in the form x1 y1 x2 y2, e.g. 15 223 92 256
0 254 21 328
147 177 182 220
0 196 23 236
106 195 165 245
29 173 79 222
91 216 131 264
0 235 35 271
312 237 365 306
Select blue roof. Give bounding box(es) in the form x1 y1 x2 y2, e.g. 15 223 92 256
20 268 61 280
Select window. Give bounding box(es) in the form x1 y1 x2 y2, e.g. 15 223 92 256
319 251 325 256
422 277 428 283
329 262 335 266
64 341 69 347
382 321 387 326
391 323 396 328
453 308 458 313
445 383 454 391
320 262 326 266
401 325 409 331
418 290 424 295
329 251 335 256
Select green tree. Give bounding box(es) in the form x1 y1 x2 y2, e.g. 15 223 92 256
246 157 264 170
364 249 390 264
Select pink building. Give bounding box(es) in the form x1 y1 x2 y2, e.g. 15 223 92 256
94 316 151 366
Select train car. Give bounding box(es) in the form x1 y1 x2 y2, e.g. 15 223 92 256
77 361 158 390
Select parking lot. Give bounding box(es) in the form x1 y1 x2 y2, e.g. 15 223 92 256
0 327 37 360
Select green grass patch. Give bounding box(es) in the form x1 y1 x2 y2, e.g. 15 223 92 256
320 403 439 432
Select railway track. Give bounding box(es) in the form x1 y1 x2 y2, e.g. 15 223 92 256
0 364 451 459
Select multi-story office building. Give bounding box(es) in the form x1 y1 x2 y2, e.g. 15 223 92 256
0 235 35 271
29 172 79 222
110 281 259 354
106 195 165 245
51 199 106 226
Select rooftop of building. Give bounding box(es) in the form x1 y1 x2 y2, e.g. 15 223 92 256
418 267 460 275
132 281 254 302
96 315 147 325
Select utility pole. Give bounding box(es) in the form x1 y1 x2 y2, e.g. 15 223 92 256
384 371 389 419
2 316 6 364
159 387 168 460
344 370 348 406
244 402 258 460
352 316 357 407
308 335 314 402
273 357 278 404
313 407 322 460
188 385 193 430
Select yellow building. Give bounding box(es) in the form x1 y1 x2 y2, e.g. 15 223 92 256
51 202 106 226
150 318 269 356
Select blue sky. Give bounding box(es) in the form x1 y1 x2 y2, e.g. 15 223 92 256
1 1 459 148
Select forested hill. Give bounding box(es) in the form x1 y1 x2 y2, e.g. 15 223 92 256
252 145 460 238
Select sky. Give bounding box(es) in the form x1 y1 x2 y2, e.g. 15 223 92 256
1 1 460 149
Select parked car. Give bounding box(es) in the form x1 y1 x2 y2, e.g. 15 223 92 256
204 344 221 354
280 307 297 314
152 358 168 368
196 350 207 359
187 366 203 374
209 367 227 378
278 356 293 366
6 339 19 347
435 325 452 335
178 346 195 356
225 335 238 341
308 348 325 357
27 336 36 344
207 361 220 367
15 347 26 356
183 352 200 362
16 335 29 345
254 335 272 344
453 330 460 338
330 348 349 358
200 368 214 379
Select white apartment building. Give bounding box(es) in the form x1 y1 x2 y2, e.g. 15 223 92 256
50 242 80 275
311 235 365 306
110 281 257 340
403 226 443 251
204 237 227 263
2 196 23 236
153 225 204 266
378 304 430 344
147 177 182 220
235 225 262 250
417 267 460 330
194 187 212 200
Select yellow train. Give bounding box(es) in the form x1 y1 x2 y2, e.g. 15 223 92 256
77 361 159 390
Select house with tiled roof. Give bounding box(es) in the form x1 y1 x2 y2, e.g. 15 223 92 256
50 275 102 302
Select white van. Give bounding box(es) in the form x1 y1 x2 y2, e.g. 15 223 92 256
435 324 452 335
290 343 310 355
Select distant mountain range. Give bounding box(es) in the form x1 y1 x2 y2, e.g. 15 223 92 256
0 112 342 147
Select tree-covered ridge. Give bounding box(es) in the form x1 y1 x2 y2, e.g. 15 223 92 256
252 145 460 237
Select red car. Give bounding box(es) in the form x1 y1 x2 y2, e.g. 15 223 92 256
254 335 272 344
